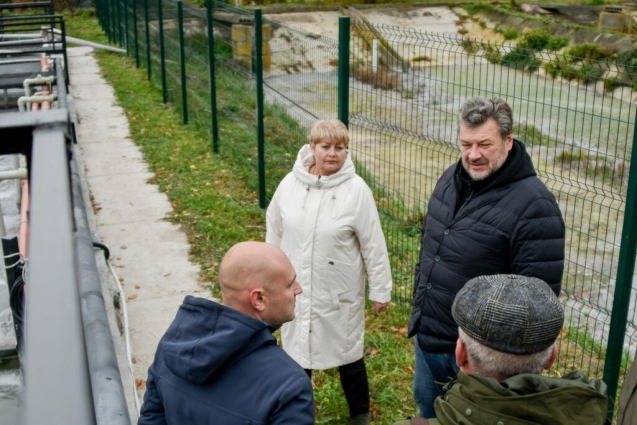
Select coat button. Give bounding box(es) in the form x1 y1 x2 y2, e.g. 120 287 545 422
497 422 504 425
465 408 472 416
443 229 450 235
434 255 440 262
426 283 432 289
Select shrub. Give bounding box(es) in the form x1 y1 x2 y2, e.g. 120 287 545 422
503 28 519 41
518 28 569 52
502 46 541 72
565 43 613 62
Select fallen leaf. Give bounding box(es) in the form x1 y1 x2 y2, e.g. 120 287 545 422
121 245 127 249
127 294 138 301
370 348 379 356
135 285 141 289
135 379 146 389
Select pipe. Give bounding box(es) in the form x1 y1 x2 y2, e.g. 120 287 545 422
17 94 56 112
43 29 126 54
40 87 51 110
69 153 132 425
23 75 55 97
18 181 29 258
0 168 28 180
40 55 49 72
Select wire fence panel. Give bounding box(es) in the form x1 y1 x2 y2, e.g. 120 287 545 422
347 23 637 378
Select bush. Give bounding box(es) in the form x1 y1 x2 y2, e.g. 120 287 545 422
503 28 519 41
502 46 541 72
565 43 613 62
518 28 569 52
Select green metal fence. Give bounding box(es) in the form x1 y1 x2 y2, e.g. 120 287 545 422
96 1 637 416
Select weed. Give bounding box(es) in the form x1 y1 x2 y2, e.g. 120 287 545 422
503 28 519 41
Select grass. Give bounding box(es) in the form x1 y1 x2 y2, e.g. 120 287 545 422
66 11 419 424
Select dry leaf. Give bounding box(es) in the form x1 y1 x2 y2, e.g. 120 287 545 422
134 285 141 289
135 379 146 389
121 245 127 249
370 348 379 356
127 294 138 301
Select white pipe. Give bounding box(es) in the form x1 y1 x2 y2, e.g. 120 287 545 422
42 29 126 54
0 168 28 180
23 75 55 97
17 94 56 112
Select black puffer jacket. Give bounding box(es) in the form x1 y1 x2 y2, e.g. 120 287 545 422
408 140 565 353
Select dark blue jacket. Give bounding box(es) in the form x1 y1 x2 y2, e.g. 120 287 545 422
409 140 565 354
138 296 314 425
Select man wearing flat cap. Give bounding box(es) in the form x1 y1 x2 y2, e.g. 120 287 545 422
397 274 608 425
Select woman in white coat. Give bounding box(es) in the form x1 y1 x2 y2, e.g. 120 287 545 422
266 119 393 425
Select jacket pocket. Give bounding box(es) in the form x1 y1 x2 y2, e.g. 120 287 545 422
325 258 358 309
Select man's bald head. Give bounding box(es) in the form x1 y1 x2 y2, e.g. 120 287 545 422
219 241 301 324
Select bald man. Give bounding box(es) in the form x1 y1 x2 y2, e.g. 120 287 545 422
138 241 314 425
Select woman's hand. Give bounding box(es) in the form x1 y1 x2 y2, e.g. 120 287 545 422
372 301 389 312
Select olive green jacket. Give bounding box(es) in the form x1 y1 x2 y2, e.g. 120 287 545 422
431 371 608 425
617 351 637 425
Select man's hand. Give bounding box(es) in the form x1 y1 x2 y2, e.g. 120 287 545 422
372 301 389 312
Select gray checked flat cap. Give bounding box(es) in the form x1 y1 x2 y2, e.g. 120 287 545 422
451 274 564 355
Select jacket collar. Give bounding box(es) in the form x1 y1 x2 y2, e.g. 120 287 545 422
454 139 537 195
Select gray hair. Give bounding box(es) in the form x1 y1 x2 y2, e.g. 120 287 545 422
458 97 513 140
459 328 554 380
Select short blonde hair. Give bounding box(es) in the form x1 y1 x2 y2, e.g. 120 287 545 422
309 119 349 147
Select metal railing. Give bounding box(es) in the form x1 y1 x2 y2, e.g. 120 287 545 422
0 3 132 422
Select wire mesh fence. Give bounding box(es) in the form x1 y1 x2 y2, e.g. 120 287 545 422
98 0 637 402
345 23 637 381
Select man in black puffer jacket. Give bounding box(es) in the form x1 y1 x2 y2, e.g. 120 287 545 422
409 97 565 419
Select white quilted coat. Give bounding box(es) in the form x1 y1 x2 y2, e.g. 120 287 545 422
266 145 392 369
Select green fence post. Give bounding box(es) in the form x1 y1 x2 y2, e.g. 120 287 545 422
603 112 637 422
255 8 266 209
178 1 188 124
124 0 130 55
115 0 121 46
133 0 139 67
144 0 151 80
110 0 116 44
206 0 219 153
106 0 112 44
157 0 167 103
338 16 350 128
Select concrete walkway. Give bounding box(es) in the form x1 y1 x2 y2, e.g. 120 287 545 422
67 46 206 420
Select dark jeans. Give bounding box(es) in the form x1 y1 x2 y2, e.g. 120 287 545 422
305 357 370 418
413 341 459 418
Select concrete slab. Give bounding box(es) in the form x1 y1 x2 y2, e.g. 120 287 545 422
68 46 204 416
79 142 147 177
76 120 130 143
